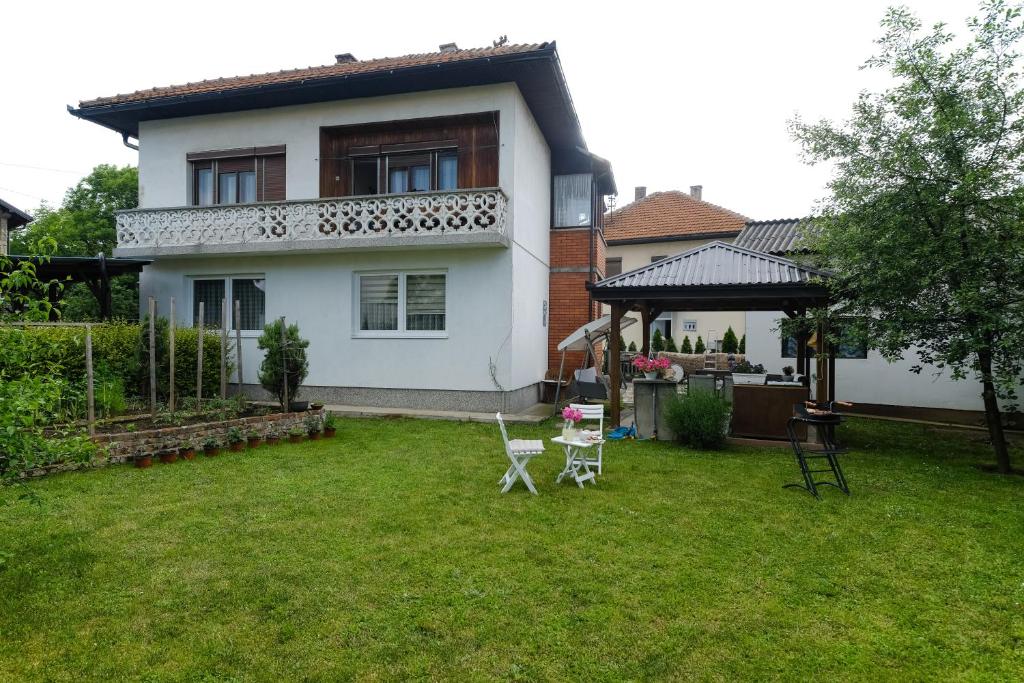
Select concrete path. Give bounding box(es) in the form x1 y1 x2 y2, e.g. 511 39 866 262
325 401 551 425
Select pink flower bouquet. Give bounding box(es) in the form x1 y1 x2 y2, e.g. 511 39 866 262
561 406 584 424
632 356 671 375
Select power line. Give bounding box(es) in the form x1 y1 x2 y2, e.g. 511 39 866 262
0 185 49 204
0 161 85 175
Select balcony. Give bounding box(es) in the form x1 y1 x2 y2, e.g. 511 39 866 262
114 188 509 257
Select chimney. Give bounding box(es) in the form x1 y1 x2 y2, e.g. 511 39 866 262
439 42 459 53
689 185 703 201
634 186 647 201
335 53 357 64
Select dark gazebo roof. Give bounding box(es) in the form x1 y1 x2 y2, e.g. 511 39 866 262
587 241 830 311
1 198 34 229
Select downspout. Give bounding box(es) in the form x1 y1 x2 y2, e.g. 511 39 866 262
122 133 139 151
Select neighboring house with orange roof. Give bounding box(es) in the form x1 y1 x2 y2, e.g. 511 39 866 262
604 186 748 351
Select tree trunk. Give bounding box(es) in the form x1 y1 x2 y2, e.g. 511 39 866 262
978 348 1012 474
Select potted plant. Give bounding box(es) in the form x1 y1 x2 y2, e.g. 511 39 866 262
159 444 179 464
305 414 322 440
732 360 768 385
322 414 338 438
310 402 324 410
134 451 153 469
246 430 262 448
203 436 222 456
561 406 583 441
782 365 795 381
227 427 245 452
632 355 671 380
288 426 305 444
265 429 281 446
179 439 196 460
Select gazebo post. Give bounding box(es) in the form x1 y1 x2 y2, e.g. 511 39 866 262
640 306 652 356
815 318 828 404
609 303 625 427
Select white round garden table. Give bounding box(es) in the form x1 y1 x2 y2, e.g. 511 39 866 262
551 434 602 488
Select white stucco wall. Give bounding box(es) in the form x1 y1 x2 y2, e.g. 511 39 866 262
141 249 517 392
605 237 745 351
137 83 522 211
134 83 553 396
745 310 993 411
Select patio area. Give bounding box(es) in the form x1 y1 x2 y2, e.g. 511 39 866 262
0 415 1020 679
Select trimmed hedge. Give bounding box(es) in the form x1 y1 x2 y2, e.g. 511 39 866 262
0 322 229 402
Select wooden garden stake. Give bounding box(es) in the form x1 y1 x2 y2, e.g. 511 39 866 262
148 297 157 418
280 316 288 411
220 296 227 400
197 301 204 407
85 324 95 436
234 298 244 394
169 297 176 413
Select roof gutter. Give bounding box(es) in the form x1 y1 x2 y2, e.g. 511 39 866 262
606 230 742 246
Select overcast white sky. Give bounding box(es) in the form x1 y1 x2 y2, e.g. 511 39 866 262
2 0 975 219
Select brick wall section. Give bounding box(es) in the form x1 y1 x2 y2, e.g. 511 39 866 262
24 409 325 477
548 228 606 371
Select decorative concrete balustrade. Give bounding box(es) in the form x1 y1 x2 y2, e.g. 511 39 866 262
114 188 509 256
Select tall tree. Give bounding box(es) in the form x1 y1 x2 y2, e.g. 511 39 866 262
11 165 139 321
791 1 1024 473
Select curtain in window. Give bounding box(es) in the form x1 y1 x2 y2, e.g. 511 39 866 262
239 172 257 203
410 166 430 192
553 173 593 227
232 278 265 330
438 154 458 191
193 279 225 328
219 173 238 204
197 169 214 206
389 170 408 194
360 274 399 330
406 274 446 331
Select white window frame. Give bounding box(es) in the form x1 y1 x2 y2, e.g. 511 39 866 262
188 274 266 337
682 319 698 332
353 270 448 339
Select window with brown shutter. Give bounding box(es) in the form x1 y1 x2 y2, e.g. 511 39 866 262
187 146 285 205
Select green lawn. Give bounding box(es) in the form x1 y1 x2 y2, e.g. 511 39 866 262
1 416 1022 680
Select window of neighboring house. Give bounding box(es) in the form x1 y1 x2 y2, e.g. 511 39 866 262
605 257 622 277
553 173 593 227
192 276 266 331
683 319 697 332
351 148 458 196
651 255 668 263
189 148 285 205
357 271 447 336
781 325 867 359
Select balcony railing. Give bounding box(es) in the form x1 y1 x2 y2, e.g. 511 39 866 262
114 188 508 255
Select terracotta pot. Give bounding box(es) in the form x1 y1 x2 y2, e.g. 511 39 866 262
323 427 336 438
310 402 324 410
247 437 261 448
135 454 153 469
308 431 321 441
159 451 179 464
205 447 221 457
180 448 196 460
266 437 281 446
229 441 245 452
289 434 304 444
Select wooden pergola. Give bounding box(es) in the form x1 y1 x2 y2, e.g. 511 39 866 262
586 241 834 426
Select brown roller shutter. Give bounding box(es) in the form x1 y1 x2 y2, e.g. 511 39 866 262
260 155 286 201
217 157 256 174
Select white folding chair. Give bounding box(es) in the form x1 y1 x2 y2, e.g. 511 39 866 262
496 413 544 495
569 403 605 475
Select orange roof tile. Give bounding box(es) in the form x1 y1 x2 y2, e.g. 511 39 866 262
79 43 548 108
604 191 748 243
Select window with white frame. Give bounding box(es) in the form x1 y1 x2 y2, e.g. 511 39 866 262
683 319 698 332
191 276 266 331
357 271 446 335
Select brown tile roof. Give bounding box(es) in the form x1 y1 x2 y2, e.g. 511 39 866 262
79 43 548 108
604 191 748 243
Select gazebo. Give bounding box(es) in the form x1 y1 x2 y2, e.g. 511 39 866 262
586 241 834 427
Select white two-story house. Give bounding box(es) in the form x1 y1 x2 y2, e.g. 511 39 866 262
70 42 615 412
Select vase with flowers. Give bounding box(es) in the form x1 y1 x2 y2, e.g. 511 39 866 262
632 355 671 380
561 406 583 441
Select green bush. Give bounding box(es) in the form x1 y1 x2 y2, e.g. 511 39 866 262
694 336 706 354
681 335 693 354
257 320 310 407
628 341 637 352
663 390 731 450
665 336 678 353
722 326 739 353
652 328 665 352
739 334 746 354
